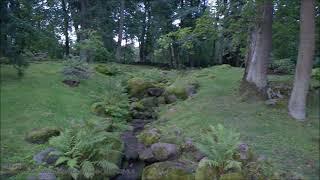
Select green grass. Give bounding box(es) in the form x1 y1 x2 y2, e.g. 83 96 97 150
1 62 319 179
0 62 112 165
157 66 320 179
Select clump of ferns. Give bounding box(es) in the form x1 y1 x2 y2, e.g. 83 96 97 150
196 124 242 177
49 119 125 179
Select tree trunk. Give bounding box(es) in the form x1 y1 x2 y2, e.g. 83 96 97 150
116 0 125 62
243 0 273 93
79 0 88 61
61 0 69 56
288 0 315 120
139 0 147 62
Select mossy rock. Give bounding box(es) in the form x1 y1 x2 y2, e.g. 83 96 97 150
25 127 60 144
127 78 154 97
130 101 145 111
195 158 218 180
139 97 158 108
91 102 106 116
166 85 188 99
105 137 124 167
137 128 161 146
0 163 27 178
95 64 118 76
142 161 195 180
220 172 245 180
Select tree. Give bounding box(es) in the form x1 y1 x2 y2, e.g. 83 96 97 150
243 0 273 94
61 0 70 56
288 0 316 120
116 0 125 62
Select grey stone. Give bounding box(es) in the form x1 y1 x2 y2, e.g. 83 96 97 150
151 143 179 161
33 148 60 165
147 88 165 97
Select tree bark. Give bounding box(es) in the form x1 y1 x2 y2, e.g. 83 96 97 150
79 0 88 61
116 0 125 62
288 0 315 120
139 0 148 62
243 0 273 93
61 0 69 56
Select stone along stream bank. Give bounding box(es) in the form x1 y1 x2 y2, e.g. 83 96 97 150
113 85 200 180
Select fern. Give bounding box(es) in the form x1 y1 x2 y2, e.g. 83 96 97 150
196 124 242 175
49 119 123 179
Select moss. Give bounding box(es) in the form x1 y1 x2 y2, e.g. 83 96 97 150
166 85 188 99
220 172 245 180
195 158 218 180
25 127 60 144
105 137 124 167
312 68 320 81
127 77 154 97
138 129 161 146
130 101 145 111
142 161 195 180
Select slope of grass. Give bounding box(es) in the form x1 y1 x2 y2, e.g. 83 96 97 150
157 65 320 179
0 62 114 165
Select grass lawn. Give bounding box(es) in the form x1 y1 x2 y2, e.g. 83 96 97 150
0 62 111 166
157 66 320 179
1 62 319 179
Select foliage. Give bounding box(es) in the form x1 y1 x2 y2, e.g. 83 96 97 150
49 119 123 179
95 64 119 76
92 79 130 121
269 58 295 74
196 124 241 176
75 30 113 62
61 56 92 81
312 68 320 81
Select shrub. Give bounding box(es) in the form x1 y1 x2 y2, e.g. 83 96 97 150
196 124 241 177
61 56 92 81
95 64 119 76
312 68 320 81
269 58 295 74
49 119 123 179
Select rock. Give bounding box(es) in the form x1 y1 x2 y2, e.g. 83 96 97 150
138 128 161 146
147 88 164 97
121 131 145 160
130 101 145 111
220 172 245 180
265 99 278 106
237 143 254 162
165 94 178 104
139 97 158 108
131 110 155 120
195 158 218 180
127 78 154 97
166 85 188 100
25 128 60 144
186 85 197 97
0 163 27 178
142 161 195 180
151 143 179 161
139 148 156 163
33 147 60 165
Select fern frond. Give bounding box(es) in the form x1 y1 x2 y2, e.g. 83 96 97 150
81 160 95 179
96 160 119 176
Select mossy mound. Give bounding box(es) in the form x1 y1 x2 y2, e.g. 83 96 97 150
220 172 245 180
137 128 161 146
165 78 199 100
25 127 60 144
95 64 118 76
195 158 218 180
127 78 154 97
142 161 195 180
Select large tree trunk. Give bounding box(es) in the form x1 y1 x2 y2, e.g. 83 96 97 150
79 0 88 61
61 0 69 56
116 0 125 62
139 0 148 62
243 0 273 93
288 0 315 120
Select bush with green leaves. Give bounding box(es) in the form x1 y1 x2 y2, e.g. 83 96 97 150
312 68 320 81
49 119 124 179
196 124 241 177
95 64 119 76
76 30 113 62
61 56 92 81
91 80 130 121
269 58 295 74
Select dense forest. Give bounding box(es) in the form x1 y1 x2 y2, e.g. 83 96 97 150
0 0 319 179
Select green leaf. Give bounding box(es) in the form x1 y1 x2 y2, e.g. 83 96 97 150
81 160 95 179
55 156 70 166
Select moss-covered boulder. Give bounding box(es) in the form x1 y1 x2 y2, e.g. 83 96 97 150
195 158 218 180
95 64 118 76
25 127 60 144
165 79 199 100
220 172 245 180
0 163 27 178
166 85 189 99
151 143 179 161
127 78 154 97
139 97 158 108
137 128 161 146
130 101 145 111
142 161 195 180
